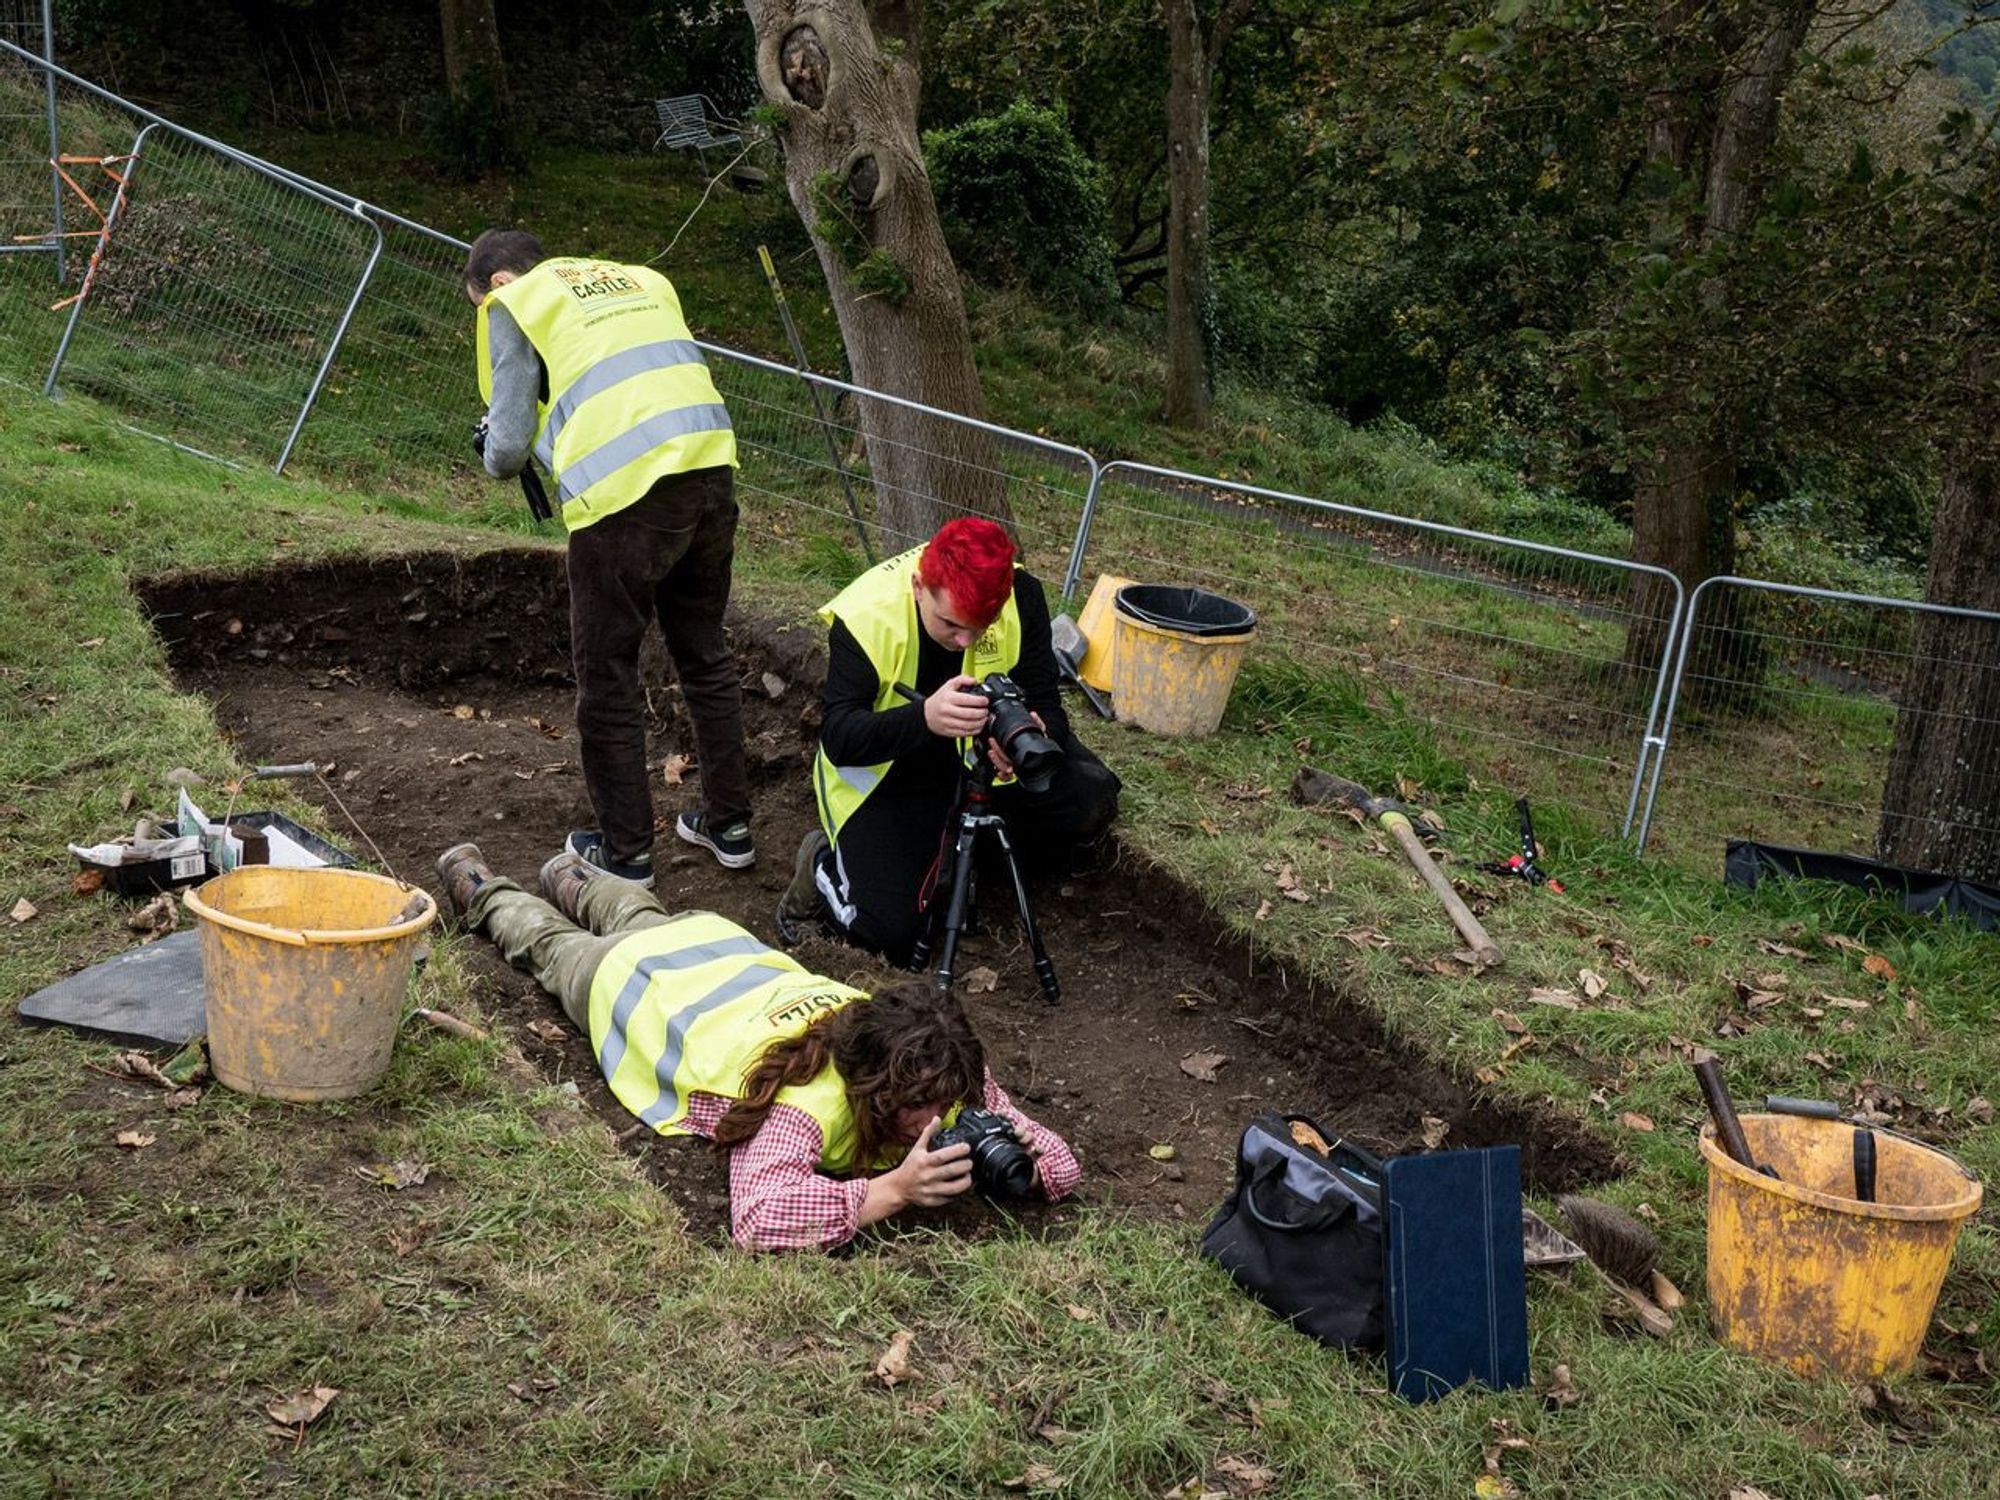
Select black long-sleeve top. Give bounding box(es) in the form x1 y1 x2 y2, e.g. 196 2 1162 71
819 569 1071 775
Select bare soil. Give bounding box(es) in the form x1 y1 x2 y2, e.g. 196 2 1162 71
139 549 1617 1244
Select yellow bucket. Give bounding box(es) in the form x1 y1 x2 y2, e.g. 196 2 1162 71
1075 572 1135 692
185 866 436 1102
1702 1114 1982 1379
1110 584 1256 738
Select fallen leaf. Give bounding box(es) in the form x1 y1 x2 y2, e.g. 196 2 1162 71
1804 1050 1837 1071
1690 934 1715 947
1620 1112 1655 1133
128 892 178 937
1755 971 1789 990
10 897 37 923
963 966 1000 994
1543 1363 1582 1409
451 704 475 720
265 1385 338 1428
1821 932 1867 953
872 1330 913 1387
1179 1050 1229 1083
355 1159 431 1190
1252 899 1273 922
115 1130 156 1149
524 1019 567 1044
1726 1489 1774 1500
448 750 483 767
119 785 136 811
1063 1303 1097 1323
1966 1097 1993 1124
1337 927 1393 950
1498 1034 1535 1062
1148 1143 1177 1162
1000 1463 1067 1491
1213 1456 1277 1494
660 752 692 786
1862 953 1898 982
72 867 105 896
525 715 564 739
1420 1114 1450 1150
1492 1010 1528 1035
1579 968 1609 999
1757 938 1811 959
1474 1065 1505 1085
1823 995 1871 1011
1198 816 1221 837
1474 1476 1520 1500
1527 987 1582 1009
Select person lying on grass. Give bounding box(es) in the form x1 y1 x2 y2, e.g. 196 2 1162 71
436 841 1079 1252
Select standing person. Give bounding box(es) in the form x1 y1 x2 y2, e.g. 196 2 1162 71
777 517 1120 962
436 842 1081 1252
466 228 754 885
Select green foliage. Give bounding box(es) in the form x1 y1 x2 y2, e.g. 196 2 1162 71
807 170 910 306
425 76 526 180
924 100 1118 313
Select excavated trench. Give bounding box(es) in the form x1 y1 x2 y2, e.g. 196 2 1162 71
140 549 1618 1241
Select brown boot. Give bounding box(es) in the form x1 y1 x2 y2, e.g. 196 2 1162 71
538 850 596 924
435 842 494 927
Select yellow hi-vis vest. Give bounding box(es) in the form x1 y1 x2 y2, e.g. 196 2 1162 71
586 911 885 1172
811 545 1023 843
476 257 737 533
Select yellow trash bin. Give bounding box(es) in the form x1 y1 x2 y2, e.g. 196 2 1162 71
1702 1114 1982 1379
185 865 437 1102
1110 584 1256 737
1075 572 1135 693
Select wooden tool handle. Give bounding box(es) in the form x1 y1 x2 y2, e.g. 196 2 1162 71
1693 1059 1757 1170
1604 1271 1675 1336
1381 812 1502 966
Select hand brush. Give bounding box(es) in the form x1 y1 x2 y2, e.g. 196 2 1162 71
1558 1194 1679 1335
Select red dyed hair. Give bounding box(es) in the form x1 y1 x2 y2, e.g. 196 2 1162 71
916 517 1016 626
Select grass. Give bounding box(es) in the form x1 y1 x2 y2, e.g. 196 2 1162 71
5 366 2000 1498
4 110 1998 1494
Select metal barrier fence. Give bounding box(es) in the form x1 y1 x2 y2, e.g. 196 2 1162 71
0 2 58 275
7 44 1996 881
1067 462 1685 832
707 344 1098 581
1635 577 2000 875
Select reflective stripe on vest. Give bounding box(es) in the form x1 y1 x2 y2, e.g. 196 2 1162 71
586 912 873 1169
477 258 736 532
811 546 1023 843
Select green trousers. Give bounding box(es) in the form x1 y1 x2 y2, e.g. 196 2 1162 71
464 876 704 1030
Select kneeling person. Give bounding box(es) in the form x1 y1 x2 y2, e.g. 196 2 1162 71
782 517 1120 962
438 843 1079 1252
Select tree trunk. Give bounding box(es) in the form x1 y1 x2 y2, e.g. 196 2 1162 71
1624 2 1810 683
1162 0 1213 429
1876 427 2000 881
747 0 1006 553
439 0 509 103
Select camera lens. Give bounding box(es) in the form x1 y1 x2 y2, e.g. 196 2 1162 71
969 1133 1038 1198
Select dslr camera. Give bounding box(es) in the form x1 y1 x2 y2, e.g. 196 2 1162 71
931 1108 1038 1198
972 673 1063 793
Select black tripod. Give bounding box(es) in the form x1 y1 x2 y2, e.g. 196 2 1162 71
909 757 1061 1005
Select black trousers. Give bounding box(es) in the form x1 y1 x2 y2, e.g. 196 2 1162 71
818 734 1121 967
565 466 751 863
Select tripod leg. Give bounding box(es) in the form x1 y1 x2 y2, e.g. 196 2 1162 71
988 821 1060 1005
931 820 982 994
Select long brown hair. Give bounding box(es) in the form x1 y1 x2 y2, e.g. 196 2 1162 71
712 981 986 1167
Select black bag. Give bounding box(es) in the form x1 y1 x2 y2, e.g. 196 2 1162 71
1198 1113 1386 1350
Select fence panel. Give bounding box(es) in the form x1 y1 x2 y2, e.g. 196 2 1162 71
1068 462 1684 831
0 46 381 466
707 343 1098 584
1637 578 2000 876
0 6 58 273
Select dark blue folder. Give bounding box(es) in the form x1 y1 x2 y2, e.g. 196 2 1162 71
1382 1145 1530 1402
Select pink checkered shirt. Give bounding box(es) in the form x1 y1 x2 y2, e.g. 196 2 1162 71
676 1070 1079 1252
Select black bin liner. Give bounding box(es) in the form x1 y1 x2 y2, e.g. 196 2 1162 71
1724 840 1999 933
1115 584 1256 638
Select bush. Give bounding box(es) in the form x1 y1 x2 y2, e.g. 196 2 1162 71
924 100 1117 313
425 76 526 180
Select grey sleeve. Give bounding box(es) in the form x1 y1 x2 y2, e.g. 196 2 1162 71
481 302 541 479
